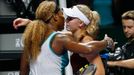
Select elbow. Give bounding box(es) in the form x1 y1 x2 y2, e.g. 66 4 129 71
88 46 100 54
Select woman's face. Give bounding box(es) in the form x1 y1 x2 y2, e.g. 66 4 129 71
52 5 65 31
66 16 81 33
56 11 65 30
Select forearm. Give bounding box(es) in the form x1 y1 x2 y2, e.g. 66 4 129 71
13 18 32 29
108 59 134 69
24 19 32 26
85 40 108 53
20 54 29 75
64 36 108 54
84 55 105 75
78 40 107 54
91 55 105 75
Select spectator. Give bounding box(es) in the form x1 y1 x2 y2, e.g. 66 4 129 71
107 10 134 75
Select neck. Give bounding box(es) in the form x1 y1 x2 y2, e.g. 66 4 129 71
44 26 55 40
73 29 85 42
48 22 58 31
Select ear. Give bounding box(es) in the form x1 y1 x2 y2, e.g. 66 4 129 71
79 22 85 29
53 14 58 21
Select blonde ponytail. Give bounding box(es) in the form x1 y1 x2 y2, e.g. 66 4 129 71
86 10 100 39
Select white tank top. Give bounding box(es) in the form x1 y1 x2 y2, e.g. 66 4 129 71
29 32 69 75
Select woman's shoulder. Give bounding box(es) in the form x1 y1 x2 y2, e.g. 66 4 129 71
56 31 73 39
82 35 93 42
50 31 73 44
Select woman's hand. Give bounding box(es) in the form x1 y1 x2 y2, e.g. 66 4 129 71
13 18 31 29
103 34 114 50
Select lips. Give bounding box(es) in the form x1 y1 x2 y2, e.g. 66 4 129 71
66 26 71 31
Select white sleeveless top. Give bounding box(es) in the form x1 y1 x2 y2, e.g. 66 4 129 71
29 32 69 75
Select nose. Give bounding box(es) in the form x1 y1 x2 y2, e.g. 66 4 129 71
65 18 69 23
65 20 69 25
124 27 128 33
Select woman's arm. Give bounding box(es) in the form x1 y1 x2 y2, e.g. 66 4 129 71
54 34 113 54
13 18 31 29
20 53 29 75
82 35 105 75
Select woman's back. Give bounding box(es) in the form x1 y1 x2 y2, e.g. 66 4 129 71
29 32 69 75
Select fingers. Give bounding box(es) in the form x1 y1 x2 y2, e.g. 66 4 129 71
13 18 21 30
13 18 17 29
104 34 110 40
13 18 30 30
104 34 114 48
105 34 108 37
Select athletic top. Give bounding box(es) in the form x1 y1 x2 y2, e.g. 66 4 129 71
29 32 69 75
